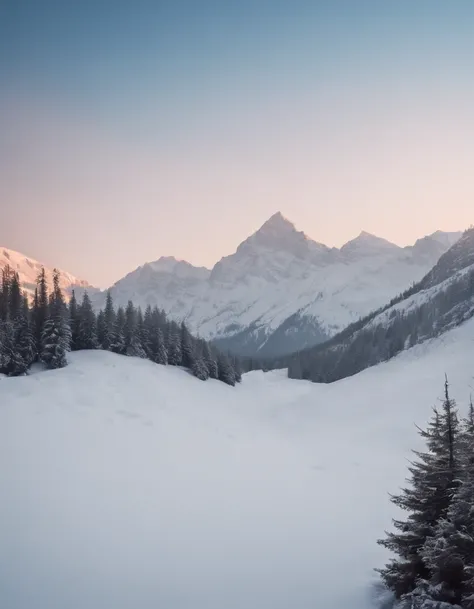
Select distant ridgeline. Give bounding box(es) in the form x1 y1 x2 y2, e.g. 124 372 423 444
0 265 241 385
243 227 474 383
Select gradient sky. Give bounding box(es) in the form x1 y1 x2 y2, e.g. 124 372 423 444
1 1 473 287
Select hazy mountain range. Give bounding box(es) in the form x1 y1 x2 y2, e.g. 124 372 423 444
1 213 462 356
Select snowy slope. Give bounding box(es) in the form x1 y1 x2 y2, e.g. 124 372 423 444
105 213 461 356
0 247 93 300
2 318 474 609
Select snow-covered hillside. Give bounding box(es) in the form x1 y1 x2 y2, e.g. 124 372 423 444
0 247 92 300
2 318 474 609
105 213 461 356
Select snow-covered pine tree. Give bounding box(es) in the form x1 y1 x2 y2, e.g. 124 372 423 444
109 306 126 354
202 340 218 379
0 265 12 321
137 306 151 358
76 291 98 350
377 379 460 601
40 317 68 369
69 290 80 350
126 330 147 358
166 322 182 366
192 354 209 381
96 310 106 347
0 320 26 376
123 300 136 350
102 290 116 350
150 326 167 365
180 322 195 370
33 267 49 354
8 270 22 321
40 269 70 369
418 395 474 607
217 353 236 386
15 300 36 372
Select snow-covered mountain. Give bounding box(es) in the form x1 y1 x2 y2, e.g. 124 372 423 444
2 318 474 608
282 227 474 382
105 213 462 356
0 247 93 301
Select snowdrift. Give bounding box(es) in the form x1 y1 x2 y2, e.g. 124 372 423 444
1 318 474 609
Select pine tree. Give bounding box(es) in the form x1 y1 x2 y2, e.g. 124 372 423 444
166 323 181 366
96 310 106 347
0 320 26 376
0 265 12 321
110 306 126 354
217 353 236 386
76 292 98 350
9 271 22 321
40 269 70 369
377 379 460 600
126 330 147 358
34 267 49 354
202 341 218 379
180 322 195 369
69 290 80 350
40 318 67 369
192 354 209 381
419 397 474 606
15 306 36 372
150 326 167 365
102 290 116 350
123 300 136 351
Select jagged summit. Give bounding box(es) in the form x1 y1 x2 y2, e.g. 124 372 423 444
147 256 210 280
340 231 400 257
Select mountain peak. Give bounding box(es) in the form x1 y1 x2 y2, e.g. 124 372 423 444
258 212 296 234
148 256 210 279
341 231 400 257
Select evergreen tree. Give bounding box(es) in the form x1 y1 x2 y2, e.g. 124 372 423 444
34 267 49 353
124 300 136 350
0 320 26 376
180 322 195 369
9 271 22 321
166 322 181 366
69 290 80 350
419 397 474 606
102 290 116 350
40 269 70 369
192 354 209 381
15 310 36 371
0 265 11 321
142 305 153 358
126 330 147 358
150 326 167 365
202 341 218 379
377 379 460 600
77 291 98 350
217 353 236 386
96 310 106 347
40 317 68 369
110 306 126 354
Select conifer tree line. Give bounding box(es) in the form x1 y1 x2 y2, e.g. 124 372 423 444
378 379 474 608
0 265 241 385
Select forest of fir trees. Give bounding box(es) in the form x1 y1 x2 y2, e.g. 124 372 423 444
0 265 241 386
378 379 474 609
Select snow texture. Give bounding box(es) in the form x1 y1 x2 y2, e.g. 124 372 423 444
1 315 474 609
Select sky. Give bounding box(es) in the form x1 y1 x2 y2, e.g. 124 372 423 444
1 0 473 287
